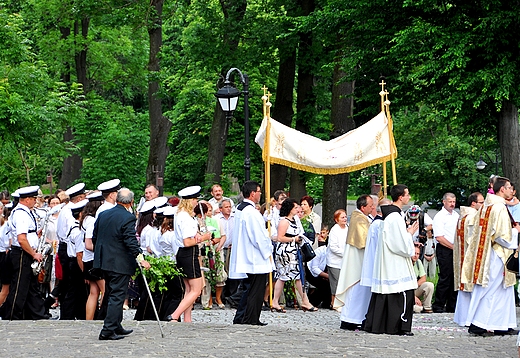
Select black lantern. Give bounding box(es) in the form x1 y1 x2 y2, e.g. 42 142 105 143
215 68 250 181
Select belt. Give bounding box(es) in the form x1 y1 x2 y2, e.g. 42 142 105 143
10 246 22 251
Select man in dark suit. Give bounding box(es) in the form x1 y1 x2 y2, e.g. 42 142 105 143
93 188 150 340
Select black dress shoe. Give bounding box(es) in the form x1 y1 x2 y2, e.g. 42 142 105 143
99 332 124 341
398 331 414 336
115 328 133 336
254 321 268 326
495 329 519 336
340 321 361 331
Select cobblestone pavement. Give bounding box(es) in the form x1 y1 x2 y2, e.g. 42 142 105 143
0 306 518 357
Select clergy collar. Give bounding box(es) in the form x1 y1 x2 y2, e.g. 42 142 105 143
381 204 402 219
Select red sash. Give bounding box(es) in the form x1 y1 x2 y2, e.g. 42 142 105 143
473 206 493 283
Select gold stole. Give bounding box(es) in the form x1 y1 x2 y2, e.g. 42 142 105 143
456 216 467 290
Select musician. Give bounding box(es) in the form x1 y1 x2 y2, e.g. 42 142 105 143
67 199 88 320
56 182 86 320
2 186 47 320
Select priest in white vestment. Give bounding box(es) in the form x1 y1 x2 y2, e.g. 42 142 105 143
452 192 483 326
363 185 418 336
334 195 374 330
461 177 519 336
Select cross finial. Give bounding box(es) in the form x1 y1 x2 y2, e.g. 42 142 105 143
262 85 269 97
379 80 386 93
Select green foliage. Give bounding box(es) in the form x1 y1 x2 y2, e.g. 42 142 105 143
75 94 149 192
136 255 183 293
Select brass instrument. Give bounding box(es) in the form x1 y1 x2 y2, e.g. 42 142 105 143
31 205 61 276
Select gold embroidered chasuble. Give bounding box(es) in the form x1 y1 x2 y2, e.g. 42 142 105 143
346 210 370 249
461 194 516 288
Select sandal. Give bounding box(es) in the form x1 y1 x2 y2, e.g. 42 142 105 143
271 307 286 313
302 306 318 312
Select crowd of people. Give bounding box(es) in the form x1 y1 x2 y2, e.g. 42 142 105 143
0 176 520 349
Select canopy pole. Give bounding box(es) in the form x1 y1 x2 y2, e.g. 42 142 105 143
261 86 273 307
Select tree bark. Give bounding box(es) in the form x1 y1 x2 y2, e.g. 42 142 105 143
205 0 247 187
498 100 520 188
322 66 356 229
269 46 297 196
146 0 171 195
289 0 316 201
205 105 229 186
58 23 83 189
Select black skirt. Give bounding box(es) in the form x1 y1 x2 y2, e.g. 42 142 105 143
0 251 12 285
176 246 201 279
83 260 103 281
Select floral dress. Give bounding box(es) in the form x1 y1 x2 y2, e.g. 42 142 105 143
275 217 303 281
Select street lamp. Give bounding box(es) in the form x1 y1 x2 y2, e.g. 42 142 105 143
215 67 250 181
475 149 500 174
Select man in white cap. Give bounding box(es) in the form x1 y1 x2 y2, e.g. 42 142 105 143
2 185 47 320
95 179 121 217
56 182 86 320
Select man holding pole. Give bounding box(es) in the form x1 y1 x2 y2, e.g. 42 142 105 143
93 188 150 340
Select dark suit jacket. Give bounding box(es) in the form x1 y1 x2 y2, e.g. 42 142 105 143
92 204 142 276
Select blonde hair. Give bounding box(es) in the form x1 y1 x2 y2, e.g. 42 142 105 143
177 198 195 215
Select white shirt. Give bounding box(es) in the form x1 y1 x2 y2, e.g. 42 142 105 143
174 210 198 248
432 207 460 245
0 222 11 252
95 201 116 218
67 221 83 257
308 246 327 277
10 203 39 248
147 227 162 256
81 215 96 262
159 230 180 259
56 203 74 243
139 225 153 253
326 223 348 269
216 212 235 249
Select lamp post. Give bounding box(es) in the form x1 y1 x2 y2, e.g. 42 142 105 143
215 67 250 181
476 148 500 175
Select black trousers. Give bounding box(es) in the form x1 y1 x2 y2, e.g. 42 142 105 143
2 247 46 320
101 270 130 335
305 267 331 308
233 273 267 325
432 244 457 312
57 243 75 319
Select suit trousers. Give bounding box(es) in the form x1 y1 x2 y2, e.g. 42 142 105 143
234 273 267 325
101 270 130 335
433 244 457 312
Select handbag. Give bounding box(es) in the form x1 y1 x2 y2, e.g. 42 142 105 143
300 242 316 262
506 249 519 274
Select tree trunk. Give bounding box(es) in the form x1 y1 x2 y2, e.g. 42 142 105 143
205 105 229 186
289 0 316 201
74 17 90 92
58 24 82 190
498 100 520 188
205 0 247 188
322 66 356 230
146 0 171 195
269 46 297 196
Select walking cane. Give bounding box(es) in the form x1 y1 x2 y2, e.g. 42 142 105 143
138 261 165 338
